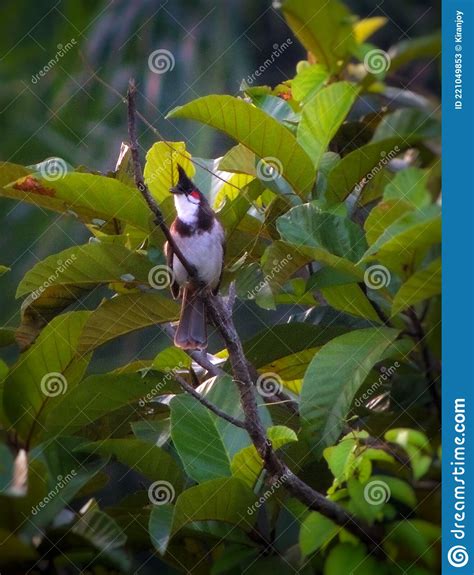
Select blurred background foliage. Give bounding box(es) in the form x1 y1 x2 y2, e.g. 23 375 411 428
0 0 440 359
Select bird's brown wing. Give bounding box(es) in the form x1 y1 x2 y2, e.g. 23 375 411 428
165 241 180 299
213 234 226 296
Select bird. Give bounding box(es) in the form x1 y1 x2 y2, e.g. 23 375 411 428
165 164 225 350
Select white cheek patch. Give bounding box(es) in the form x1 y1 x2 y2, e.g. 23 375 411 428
174 194 199 224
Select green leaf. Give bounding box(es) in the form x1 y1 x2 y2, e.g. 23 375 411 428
17 243 153 298
300 511 339 556
291 64 329 103
326 139 404 203
372 108 440 143
384 429 432 480
45 372 179 436
383 167 431 208
242 323 346 369
262 241 363 295
277 204 367 262
384 520 440 568
388 32 441 72
391 258 441 316
144 142 194 203
218 144 256 174
198 376 266 458
78 439 184 491
5 171 150 230
3 312 90 445
365 475 417 508
324 543 382 575
231 426 297 487
364 200 413 246
321 284 381 323
301 328 399 455
71 502 129 570
297 82 359 170
170 394 231 482
149 504 174 555
15 284 92 351
362 206 441 271
78 293 180 353
280 0 355 72
167 95 315 196
171 478 256 535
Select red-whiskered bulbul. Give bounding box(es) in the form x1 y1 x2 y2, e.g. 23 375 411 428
165 164 225 350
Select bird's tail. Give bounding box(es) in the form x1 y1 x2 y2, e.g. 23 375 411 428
174 286 207 350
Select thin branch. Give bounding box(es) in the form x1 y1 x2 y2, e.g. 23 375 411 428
127 80 198 281
406 307 441 417
173 372 246 429
205 294 383 550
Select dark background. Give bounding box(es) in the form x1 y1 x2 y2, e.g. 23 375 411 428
0 0 440 365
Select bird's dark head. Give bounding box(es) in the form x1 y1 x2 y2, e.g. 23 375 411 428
170 164 202 203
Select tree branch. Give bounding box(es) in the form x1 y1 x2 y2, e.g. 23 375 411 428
127 79 198 281
406 307 441 417
126 80 384 551
173 371 246 429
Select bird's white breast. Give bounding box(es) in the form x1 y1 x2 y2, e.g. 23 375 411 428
172 220 224 289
